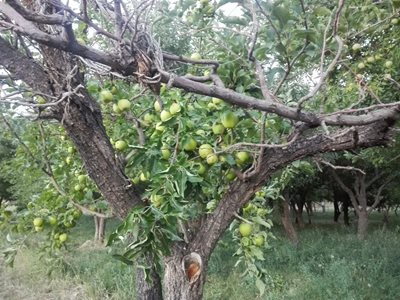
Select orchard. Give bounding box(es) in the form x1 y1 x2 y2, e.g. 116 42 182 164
1 0 400 299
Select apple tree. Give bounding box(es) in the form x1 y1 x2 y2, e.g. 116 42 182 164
1 0 400 299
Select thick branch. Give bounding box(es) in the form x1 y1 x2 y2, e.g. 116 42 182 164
190 118 395 257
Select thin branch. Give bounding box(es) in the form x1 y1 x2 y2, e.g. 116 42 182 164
216 132 300 154
330 169 361 214
318 159 366 175
38 123 111 218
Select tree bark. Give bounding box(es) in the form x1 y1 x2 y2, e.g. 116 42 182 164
135 254 163 300
382 205 390 229
357 209 368 239
333 198 341 223
280 195 299 245
94 216 106 243
343 202 350 226
162 247 207 300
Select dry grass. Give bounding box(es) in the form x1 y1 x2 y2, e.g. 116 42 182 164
0 252 85 300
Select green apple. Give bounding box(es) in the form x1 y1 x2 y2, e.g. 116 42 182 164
206 153 218 165
199 144 213 159
65 156 73 165
73 210 82 219
154 101 161 112
212 97 223 105
384 73 392 80
236 151 250 164
207 103 217 110
143 113 155 123
357 62 365 69
161 147 171 160
385 60 393 68
48 216 57 226
118 99 131 111
366 56 375 63
197 163 206 175
35 226 44 232
226 169 236 181
150 194 164 207
100 90 113 103
253 235 264 246
59 233 68 242
190 53 202 60
169 102 181 115
74 184 83 191
221 111 239 129
132 177 140 184
183 137 197 151
37 96 46 104
113 104 121 114
67 146 75 154
391 18 399 25
239 223 252 237
78 175 86 184
33 217 44 227
140 171 150 182
115 140 127 151
352 43 361 51
160 110 172 122
111 86 118 94
212 123 225 135
155 122 166 132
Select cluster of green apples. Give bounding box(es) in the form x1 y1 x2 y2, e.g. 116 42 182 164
237 191 271 249
185 0 215 25
99 87 132 115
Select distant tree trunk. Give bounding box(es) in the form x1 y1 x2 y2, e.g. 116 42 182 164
382 205 390 229
333 198 341 223
280 193 299 245
305 201 312 224
343 203 350 226
94 216 106 243
357 209 368 239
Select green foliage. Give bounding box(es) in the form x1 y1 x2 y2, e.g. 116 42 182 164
2 214 400 299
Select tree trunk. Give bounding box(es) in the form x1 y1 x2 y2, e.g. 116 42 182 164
280 197 299 245
343 202 350 226
94 216 106 243
135 253 163 300
164 255 207 300
382 206 390 229
357 209 368 239
333 198 341 223
305 201 312 224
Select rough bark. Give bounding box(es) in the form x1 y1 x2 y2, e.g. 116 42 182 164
357 209 368 239
135 254 163 300
280 196 299 245
0 36 162 299
162 247 207 300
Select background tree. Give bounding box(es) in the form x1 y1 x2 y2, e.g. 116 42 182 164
1 0 400 299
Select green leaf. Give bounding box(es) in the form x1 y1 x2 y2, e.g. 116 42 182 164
112 254 134 265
